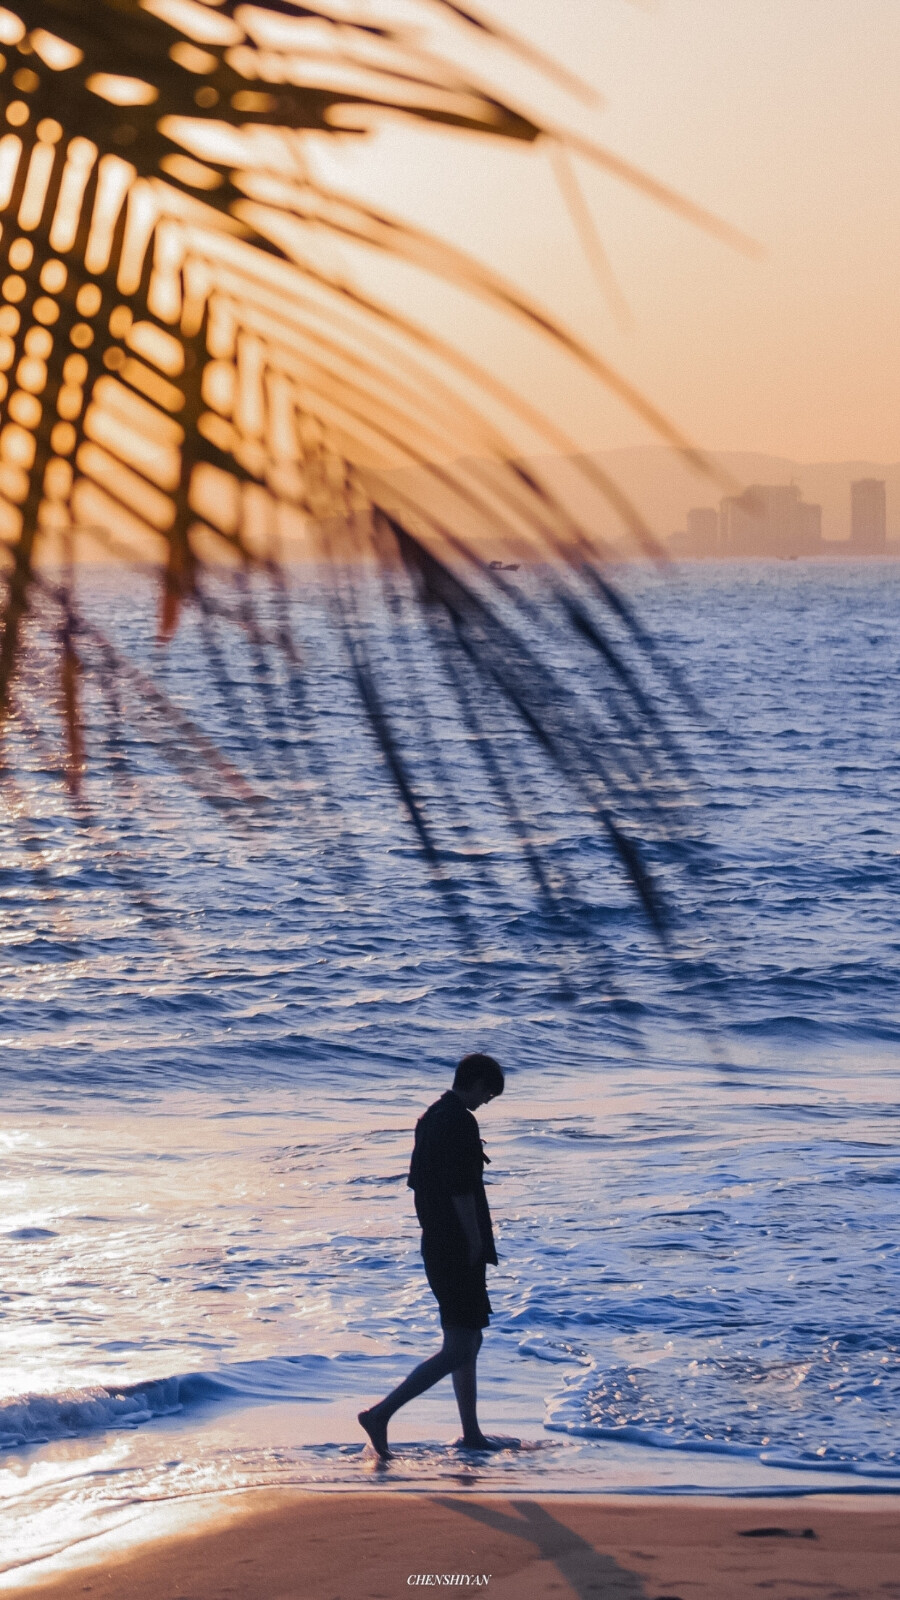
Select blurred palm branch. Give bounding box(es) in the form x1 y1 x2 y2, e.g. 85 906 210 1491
0 0 744 949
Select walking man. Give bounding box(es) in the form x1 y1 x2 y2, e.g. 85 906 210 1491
358 1053 507 1457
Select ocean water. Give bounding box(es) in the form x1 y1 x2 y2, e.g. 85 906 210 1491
1 562 898 1580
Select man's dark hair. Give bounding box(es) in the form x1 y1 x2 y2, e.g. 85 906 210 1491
453 1053 504 1095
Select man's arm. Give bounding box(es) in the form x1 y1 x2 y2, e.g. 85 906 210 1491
451 1192 483 1266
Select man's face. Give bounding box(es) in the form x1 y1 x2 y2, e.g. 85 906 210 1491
469 1078 497 1110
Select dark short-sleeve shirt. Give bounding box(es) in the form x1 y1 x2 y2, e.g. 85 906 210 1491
407 1091 497 1265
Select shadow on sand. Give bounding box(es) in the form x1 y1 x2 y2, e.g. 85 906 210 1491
431 1496 658 1600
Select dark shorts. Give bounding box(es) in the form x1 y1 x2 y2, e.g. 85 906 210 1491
422 1244 492 1330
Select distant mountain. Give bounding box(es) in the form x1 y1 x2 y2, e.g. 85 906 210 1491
363 446 900 562
586 448 900 545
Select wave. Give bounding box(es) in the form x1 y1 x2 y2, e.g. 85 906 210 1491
544 1411 900 1481
516 1341 900 1483
3 1345 900 1494
0 1379 182 1450
0 1354 368 1452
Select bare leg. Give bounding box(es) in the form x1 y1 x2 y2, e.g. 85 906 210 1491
451 1350 481 1444
359 1326 479 1459
451 1334 507 1449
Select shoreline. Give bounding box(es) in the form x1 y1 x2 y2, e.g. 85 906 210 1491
2 1489 897 1600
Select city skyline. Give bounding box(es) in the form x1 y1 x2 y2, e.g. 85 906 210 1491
671 477 892 559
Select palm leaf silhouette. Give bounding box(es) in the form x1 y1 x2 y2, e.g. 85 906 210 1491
0 0 741 961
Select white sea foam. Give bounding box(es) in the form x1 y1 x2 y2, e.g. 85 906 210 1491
0 1379 181 1449
0 1354 386 1452
516 1337 591 1365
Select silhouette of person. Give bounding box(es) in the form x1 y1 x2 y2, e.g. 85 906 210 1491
358 1053 509 1457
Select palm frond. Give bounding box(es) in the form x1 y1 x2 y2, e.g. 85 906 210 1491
0 0 740 982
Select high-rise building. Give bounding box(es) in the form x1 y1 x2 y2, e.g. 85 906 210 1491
850 479 886 553
719 484 822 558
685 507 719 555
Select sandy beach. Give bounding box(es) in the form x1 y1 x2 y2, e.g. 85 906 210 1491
4 1492 898 1600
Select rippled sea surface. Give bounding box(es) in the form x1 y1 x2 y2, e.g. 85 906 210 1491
1 562 898 1575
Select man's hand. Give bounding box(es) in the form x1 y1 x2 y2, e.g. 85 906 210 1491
452 1192 483 1267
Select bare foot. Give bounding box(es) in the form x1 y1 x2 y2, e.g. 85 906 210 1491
458 1433 519 1452
358 1407 392 1459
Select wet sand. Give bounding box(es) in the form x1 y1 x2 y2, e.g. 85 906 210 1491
3 1492 898 1600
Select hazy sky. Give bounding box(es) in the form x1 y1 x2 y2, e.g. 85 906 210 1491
309 0 900 464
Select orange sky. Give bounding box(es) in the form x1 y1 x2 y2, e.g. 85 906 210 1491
306 0 900 465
